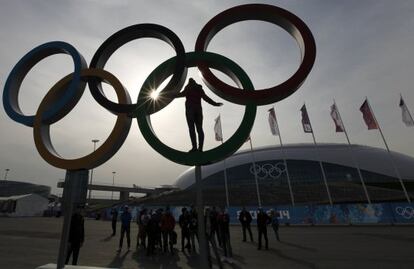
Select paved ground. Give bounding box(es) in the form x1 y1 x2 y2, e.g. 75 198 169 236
0 217 413 269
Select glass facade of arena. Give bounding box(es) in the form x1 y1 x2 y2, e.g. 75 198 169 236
195 159 412 205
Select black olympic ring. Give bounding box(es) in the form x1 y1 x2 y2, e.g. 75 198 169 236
88 23 187 115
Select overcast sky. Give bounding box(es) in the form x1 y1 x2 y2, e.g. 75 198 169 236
1 0 414 196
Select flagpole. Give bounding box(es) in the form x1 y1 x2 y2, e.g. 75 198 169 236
366 98 411 203
221 151 230 208
305 103 333 206
272 106 295 206
219 114 230 208
249 137 262 207
333 99 371 204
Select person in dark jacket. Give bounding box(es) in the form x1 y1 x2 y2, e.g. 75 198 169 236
117 205 131 252
257 208 270 250
270 209 281 241
179 207 191 252
110 207 118 236
139 208 150 249
146 210 159 256
210 206 221 246
217 207 232 261
205 207 222 267
189 205 198 252
175 78 223 152
65 207 84 265
161 206 176 254
239 207 253 242
154 208 163 250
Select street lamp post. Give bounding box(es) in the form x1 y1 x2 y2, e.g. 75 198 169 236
111 171 116 200
88 139 100 201
4 169 10 180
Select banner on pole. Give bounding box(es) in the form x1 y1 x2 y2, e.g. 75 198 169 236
399 96 414 127
330 103 345 132
214 115 223 141
300 104 313 133
268 108 279 136
360 99 378 130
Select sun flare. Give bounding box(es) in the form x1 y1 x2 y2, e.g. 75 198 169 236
150 90 159 100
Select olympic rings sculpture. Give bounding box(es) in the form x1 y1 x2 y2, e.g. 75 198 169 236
250 163 286 180
3 4 315 170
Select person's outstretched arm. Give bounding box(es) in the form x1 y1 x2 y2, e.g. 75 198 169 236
202 93 223 106
171 85 188 98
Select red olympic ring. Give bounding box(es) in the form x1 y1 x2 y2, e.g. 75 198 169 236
195 4 316 106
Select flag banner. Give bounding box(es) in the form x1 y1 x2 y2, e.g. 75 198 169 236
330 104 345 132
359 100 378 130
268 108 279 136
300 104 313 133
214 115 223 141
399 97 414 127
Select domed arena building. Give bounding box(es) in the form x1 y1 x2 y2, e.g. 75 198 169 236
143 143 414 206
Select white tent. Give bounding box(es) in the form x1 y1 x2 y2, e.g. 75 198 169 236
0 193 48 217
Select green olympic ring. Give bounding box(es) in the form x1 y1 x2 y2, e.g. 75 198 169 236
133 51 256 166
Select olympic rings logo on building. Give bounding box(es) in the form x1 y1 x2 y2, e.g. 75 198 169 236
250 163 286 180
2 4 315 170
395 206 414 219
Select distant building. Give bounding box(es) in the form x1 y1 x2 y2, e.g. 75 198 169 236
145 144 414 206
0 193 49 217
0 180 51 198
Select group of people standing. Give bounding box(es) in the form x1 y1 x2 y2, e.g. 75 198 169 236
179 205 233 264
110 205 282 261
65 205 282 266
239 207 281 250
111 205 177 256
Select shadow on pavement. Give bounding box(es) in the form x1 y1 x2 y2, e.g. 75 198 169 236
279 240 318 252
267 247 317 269
132 247 181 269
107 249 129 268
101 235 114 242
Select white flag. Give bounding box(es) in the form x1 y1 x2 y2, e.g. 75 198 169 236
268 108 279 136
399 96 414 127
214 115 223 141
330 104 345 132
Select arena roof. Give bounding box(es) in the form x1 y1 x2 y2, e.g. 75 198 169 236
175 143 414 189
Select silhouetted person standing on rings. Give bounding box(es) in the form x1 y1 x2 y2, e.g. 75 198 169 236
176 78 223 152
